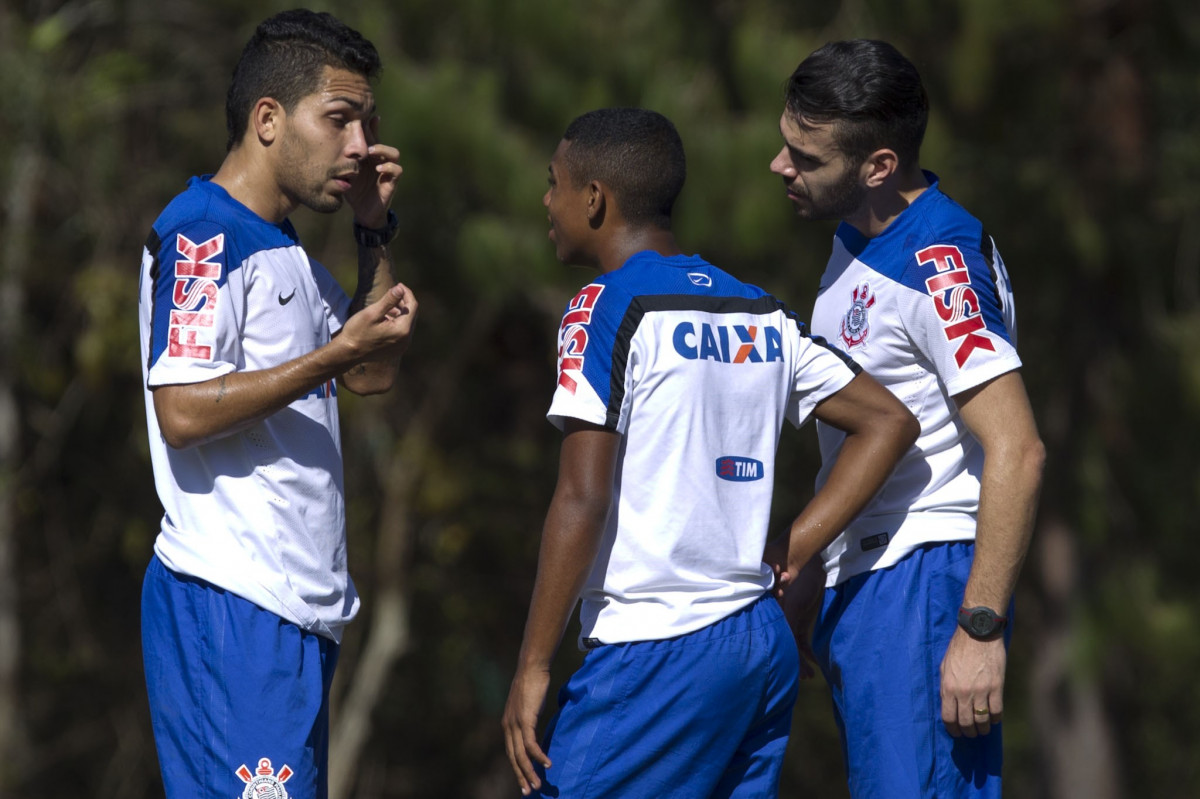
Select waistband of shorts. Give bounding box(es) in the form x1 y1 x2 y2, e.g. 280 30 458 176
583 591 778 650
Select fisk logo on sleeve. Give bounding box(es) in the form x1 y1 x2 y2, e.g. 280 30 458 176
168 233 224 360
917 244 996 368
558 284 604 394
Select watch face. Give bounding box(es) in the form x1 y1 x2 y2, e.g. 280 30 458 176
968 609 997 636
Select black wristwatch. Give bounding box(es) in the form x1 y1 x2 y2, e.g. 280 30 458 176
353 209 399 248
957 606 1008 640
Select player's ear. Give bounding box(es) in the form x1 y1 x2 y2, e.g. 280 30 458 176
587 180 607 227
252 98 284 145
861 148 899 188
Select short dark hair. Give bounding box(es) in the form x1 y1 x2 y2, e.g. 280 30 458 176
784 39 928 169
561 108 686 229
225 9 381 151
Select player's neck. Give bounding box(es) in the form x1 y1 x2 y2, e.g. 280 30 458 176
844 168 930 239
596 226 682 273
212 147 295 224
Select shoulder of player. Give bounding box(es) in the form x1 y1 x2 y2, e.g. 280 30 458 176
152 181 238 247
153 179 300 260
917 185 988 240
891 195 998 285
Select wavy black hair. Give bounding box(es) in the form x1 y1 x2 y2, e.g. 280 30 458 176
785 39 929 169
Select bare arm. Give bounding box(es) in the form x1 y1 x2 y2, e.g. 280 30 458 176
502 420 619 796
337 235 410 394
940 369 1045 737
779 372 920 576
339 123 409 394
155 113 419 449
765 372 918 672
153 283 416 449
955 371 1044 611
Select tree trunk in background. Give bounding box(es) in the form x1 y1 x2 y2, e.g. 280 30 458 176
0 137 39 791
1029 3 1152 796
329 303 498 799
1030 520 1120 799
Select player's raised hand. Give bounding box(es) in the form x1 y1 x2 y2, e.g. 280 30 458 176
338 282 417 357
346 115 403 229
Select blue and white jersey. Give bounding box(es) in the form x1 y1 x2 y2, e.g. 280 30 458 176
137 176 357 641
810 174 1022 586
549 250 859 645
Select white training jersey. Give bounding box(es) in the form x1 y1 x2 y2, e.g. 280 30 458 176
810 174 1022 586
138 176 358 641
548 251 859 646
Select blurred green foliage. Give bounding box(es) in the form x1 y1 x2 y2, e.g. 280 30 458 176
2 0 1198 796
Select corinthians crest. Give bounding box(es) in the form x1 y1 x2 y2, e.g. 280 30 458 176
840 282 876 349
236 757 293 799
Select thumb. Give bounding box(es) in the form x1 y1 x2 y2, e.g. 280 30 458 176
366 284 408 318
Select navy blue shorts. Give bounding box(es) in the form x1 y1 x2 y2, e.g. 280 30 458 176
141 555 339 799
814 542 1008 798
534 592 800 798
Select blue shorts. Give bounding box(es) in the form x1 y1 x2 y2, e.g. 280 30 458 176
535 592 800 799
813 542 1009 799
141 555 339 799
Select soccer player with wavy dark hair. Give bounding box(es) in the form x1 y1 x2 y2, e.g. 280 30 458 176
770 39 1045 799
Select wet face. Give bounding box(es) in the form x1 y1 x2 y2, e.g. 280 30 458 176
542 140 595 266
274 65 376 214
769 113 866 223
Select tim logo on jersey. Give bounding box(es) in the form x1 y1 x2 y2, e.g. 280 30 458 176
167 232 224 360
917 243 997 368
716 456 764 482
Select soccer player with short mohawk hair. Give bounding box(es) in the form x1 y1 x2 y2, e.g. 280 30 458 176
138 10 417 798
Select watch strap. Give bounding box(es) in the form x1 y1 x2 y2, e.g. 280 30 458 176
353 209 399 248
957 605 1008 640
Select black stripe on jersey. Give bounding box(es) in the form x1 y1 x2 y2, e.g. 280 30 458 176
979 229 995 271
604 293 860 428
770 299 862 375
977 229 1007 321
144 228 162 373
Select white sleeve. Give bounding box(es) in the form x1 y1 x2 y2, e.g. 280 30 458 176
900 241 1022 396
308 256 352 337
785 330 860 428
546 282 618 431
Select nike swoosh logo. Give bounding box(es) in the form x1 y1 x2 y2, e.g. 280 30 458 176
278 290 296 306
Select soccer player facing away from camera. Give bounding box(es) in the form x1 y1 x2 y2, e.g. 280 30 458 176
501 107 918 798
137 10 417 799
769 40 1045 798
